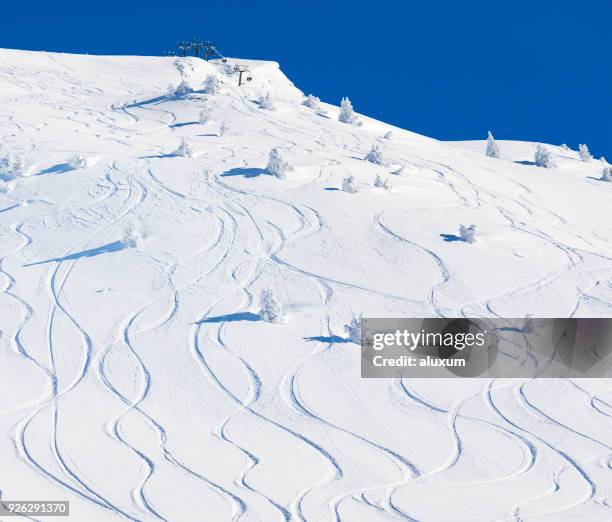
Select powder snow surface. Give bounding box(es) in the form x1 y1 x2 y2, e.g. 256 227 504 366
1 49 611 521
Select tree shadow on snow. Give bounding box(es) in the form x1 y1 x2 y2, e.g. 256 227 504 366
324 187 340 191
304 335 350 344
440 233 463 242
197 312 261 323
24 240 126 266
497 326 524 333
169 121 198 128
221 168 267 178
123 95 167 108
140 153 179 159
515 160 536 166
33 163 73 176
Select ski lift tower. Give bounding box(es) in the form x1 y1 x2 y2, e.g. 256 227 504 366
233 64 251 86
203 41 225 62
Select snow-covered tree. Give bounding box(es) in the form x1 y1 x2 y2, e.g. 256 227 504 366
0 180 14 194
259 93 275 110
198 106 210 124
204 74 221 95
338 97 358 124
122 223 143 248
174 139 193 158
219 121 229 138
523 314 535 334
174 58 187 76
534 144 554 168
374 174 390 190
579 143 592 162
67 153 88 170
383 131 394 140
560 143 570 151
303 94 320 111
221 62 234 75
486 131 500 159
601 160 612 182
344 314 362 344
342 175 358 193
12 155 25 177
459 224 478 244
0 153 25 179
266 148 292 179
259 290 282 323
168 80 192 97
365 143 384 165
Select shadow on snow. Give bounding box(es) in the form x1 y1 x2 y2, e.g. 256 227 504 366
197 312 261 324
304 335 350 344
221 168 267 178
440 233 463 242
24 240 125 266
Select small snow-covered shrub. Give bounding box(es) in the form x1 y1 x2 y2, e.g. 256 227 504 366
220 62 234 75
560 143 570 151
174 139 193 158
383 131 394 140
392 166 406 176
174 59 187 76
199 106 210 124
579 143 592 162
338 97 359 125
12 155 26 177
365 144 384 165
534 144 554 168
374 174 390 190
266 148 292 179
204 74 221 95
523 315 535 334
123 223 143 248
0 152 25 179
168 80 192 97
303 94 320 111
67 153 88 170
344 314 362 344
459 224 478 244
601 163 612 182
342 175 358 193
486 131 500 159
0 180 14 193
259 290 282 323
219 121 229 138
259 93 275 110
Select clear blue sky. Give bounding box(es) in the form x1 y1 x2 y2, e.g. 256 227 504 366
3 0 610 158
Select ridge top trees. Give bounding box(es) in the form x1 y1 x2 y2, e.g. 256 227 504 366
486 131 500 159
579 143 592 162
339 97 359 125
535 144 554 168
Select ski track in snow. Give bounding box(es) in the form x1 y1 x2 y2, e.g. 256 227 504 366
1 50 612 522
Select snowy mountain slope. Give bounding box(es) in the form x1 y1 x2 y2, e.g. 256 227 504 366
1 48 612 521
